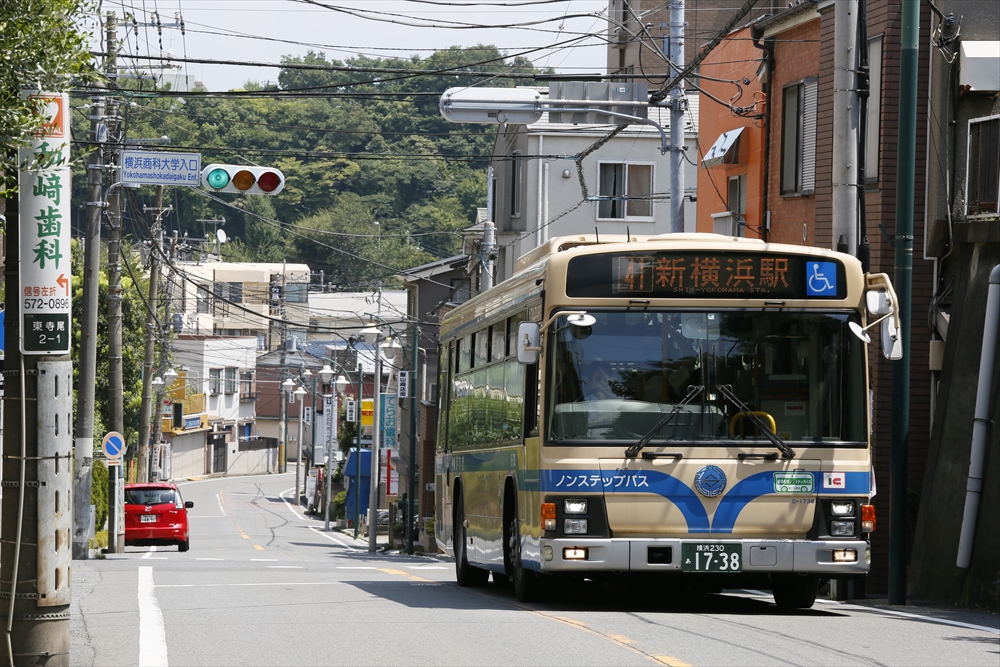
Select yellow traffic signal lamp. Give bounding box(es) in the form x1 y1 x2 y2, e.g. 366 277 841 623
201 164 284 195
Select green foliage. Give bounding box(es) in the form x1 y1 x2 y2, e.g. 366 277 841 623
333 491 347 519
1 0 99 197
91 459 109 532
68 46 543 284
70 239 149 450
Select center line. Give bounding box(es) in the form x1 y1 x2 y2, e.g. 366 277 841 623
138 567 168 667
142 545 157 560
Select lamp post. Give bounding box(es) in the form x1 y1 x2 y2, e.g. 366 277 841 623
293 383 307 505
361 322 399 553
319 364 349 530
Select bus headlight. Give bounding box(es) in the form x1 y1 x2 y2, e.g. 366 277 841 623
564 499 588 514
831 520 855 537
564 519 588 535
830 500 855 516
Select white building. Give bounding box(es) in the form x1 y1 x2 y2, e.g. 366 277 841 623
166 335 266 478
488 88 700 282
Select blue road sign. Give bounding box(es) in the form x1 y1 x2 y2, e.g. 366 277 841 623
102 431 124 461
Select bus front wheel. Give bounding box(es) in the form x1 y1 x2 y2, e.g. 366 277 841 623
771 574 818 609
508 503 545 602
454 492 488 587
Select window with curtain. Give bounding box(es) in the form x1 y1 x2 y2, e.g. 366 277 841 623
598 162 654 219
780 77 817 195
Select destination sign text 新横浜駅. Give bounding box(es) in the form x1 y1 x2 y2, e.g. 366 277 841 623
566 252 846 300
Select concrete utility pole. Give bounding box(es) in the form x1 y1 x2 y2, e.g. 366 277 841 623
104 13 126 553
150 234 177 478
480 221 496 292
277 261 288 473
73 41 108 560
832 0 861 254
667 0 687 233
136 186 168 482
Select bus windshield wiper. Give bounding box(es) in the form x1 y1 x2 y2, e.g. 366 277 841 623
625 385 704 459
714 384 796 460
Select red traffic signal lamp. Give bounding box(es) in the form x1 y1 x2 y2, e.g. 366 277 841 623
201 164 284 195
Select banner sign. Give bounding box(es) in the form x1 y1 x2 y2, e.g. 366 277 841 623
19 92 71 355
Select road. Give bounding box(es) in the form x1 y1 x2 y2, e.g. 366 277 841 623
71 473 998 666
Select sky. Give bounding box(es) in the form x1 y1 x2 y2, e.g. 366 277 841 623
89 0 612 92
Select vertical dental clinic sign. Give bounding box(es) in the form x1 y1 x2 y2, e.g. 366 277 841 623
19 92 71 355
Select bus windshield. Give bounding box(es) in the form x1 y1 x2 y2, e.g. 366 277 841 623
546 310 867 445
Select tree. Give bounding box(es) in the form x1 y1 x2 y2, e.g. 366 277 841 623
1 0 97 199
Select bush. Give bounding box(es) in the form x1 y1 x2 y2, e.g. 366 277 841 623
333 491 347 519
91 459 109 532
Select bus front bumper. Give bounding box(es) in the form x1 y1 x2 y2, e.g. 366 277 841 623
538 538 870 575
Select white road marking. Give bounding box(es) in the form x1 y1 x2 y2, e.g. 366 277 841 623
216 493 227 516
156 582 342 588
308 526 360 550
251 558 278 562
267 565 303 569
138 567 169 667
279 488 305 520
142 546 157 560
819 600 1000 635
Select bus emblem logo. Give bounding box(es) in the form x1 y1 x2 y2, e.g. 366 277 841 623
774 472 815 494
694 466 727 498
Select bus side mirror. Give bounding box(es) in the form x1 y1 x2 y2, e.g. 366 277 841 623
517 322 540 365
853 274 903 361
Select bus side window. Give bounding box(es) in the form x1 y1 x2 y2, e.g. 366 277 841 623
438 343 452 454
523 360 539 438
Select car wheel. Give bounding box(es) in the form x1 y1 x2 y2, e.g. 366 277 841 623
178 539 190 553
454 492 488 587
508 498 544 602
771 574 817 609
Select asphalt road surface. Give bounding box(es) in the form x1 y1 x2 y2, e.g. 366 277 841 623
71 473 999 666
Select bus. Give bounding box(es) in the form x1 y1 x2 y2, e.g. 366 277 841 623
434 233 900 607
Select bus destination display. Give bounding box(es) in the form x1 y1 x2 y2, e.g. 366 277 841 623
566 252 845 299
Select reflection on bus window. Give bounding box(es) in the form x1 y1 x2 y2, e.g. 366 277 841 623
546 311 866 444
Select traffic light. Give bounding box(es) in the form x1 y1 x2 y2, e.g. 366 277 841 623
200 164 284 195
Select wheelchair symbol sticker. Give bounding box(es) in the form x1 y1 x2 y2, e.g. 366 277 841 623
806 261 838 297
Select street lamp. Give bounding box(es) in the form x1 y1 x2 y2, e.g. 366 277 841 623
280 378 295 474
293 384 307 505
361 322 400 553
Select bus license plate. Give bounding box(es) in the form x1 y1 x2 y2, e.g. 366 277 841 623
141 515 157 523
681 543 742 572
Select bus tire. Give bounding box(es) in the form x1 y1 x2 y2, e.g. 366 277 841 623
508 501 544 602
771 574 818 609
454 492 488 587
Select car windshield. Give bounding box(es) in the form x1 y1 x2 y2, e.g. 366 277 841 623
545 310 867 444
126 488 178 506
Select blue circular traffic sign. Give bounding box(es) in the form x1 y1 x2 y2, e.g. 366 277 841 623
102 431 124 460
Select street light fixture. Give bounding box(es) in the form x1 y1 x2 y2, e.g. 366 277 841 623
293 384 307 505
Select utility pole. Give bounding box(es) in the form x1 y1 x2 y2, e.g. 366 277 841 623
667 0 687 233
406 325 418 555
481 221 495 292
832 0 861 254
72 35 107 560
277 261 288 473
104 13 126 553
136 186 168 482
889 0 919 607
150 234 177 479
4 90 74 663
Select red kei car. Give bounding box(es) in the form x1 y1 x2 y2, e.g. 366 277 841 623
124 483 193 552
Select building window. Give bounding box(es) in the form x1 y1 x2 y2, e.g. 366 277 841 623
225 367 238 394
228 282 243 304
285 283 308 303
598 162 653 219
780 77 817 195
865 36 883 184
212 282 229 318
450 277 470 304
209 368 221 395
240 371 254 397
197 283 210 314
509 151 522 218
967 115 1000 218
715 174 746 237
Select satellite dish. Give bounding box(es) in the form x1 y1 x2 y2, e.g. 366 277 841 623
217 229 228 244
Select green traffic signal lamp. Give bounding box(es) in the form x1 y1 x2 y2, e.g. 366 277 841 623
200 164 284 195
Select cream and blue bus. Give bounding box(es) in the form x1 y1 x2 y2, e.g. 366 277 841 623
434 234 899 607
